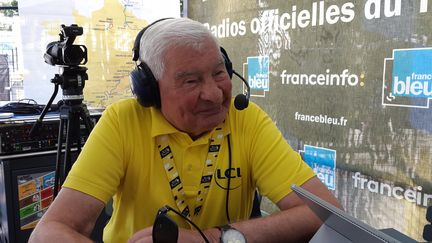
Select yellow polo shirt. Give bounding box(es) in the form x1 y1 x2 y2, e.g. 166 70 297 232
63 98 315 243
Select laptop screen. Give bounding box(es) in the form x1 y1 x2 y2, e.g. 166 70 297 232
291 185 401 243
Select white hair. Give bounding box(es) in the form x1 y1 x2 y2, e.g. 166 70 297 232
139 18 221 80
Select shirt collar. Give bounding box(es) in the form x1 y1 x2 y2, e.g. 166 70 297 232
149 107 231 140
150 107 178 137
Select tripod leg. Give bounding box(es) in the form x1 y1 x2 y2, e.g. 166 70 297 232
74 110 90 154
53 103 93 198
63 113 78 178
53 118 65 198
76 106 94 155
80 105 94 134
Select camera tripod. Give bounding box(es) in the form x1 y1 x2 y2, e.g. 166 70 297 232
29 67 92 197
53 98 94 196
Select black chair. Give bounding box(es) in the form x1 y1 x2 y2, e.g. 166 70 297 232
424 206 432 242
250 190 262 218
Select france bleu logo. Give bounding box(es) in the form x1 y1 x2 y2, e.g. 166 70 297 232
301 145 336 190
247 56 270 97
382 48 432 108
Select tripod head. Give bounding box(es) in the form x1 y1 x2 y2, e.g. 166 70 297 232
51 65 88 103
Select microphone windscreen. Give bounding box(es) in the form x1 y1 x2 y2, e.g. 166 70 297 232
234 94 249 110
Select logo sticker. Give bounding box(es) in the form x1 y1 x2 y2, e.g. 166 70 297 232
244 56 270 97
382 48 432 108
300 145 336 190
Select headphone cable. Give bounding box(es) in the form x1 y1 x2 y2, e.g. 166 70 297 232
226 134 232 223
163 205 210 243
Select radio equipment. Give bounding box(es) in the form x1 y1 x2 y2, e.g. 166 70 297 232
0 112 101 155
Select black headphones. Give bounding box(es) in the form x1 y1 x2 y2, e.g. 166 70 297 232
130 18 250 110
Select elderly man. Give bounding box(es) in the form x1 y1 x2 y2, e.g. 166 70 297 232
29 17 341 243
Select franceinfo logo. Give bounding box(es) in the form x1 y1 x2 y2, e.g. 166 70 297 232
352 172 432 207
280 69 360 86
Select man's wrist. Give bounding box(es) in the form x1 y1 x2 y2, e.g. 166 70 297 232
217 224 247 243
203 227 222 243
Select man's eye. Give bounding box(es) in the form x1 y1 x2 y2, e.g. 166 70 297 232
214 70 229 80
185 79 198 84
215 70 226 76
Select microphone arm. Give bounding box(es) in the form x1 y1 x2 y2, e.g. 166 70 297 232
233 69 250 100
232 70 250 110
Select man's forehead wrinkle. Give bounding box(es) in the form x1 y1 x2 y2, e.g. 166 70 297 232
174 71 196 80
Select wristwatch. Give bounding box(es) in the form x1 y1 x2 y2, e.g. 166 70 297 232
218 224 247 243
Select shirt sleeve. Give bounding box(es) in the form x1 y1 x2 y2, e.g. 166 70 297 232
63 104 125 204
241 103 315 204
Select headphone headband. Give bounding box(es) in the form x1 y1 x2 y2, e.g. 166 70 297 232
132 18 174 62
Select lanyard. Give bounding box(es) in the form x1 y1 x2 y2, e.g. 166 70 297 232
157 126 225 220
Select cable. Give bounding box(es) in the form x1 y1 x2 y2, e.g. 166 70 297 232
0 99 60 115
0 101 43 114
226 134 232 223
163 205 210 243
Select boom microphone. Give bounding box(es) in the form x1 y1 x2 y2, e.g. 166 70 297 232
232 70 250 110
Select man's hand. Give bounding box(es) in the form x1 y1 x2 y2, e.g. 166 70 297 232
128 227 220 243
127 227 152 243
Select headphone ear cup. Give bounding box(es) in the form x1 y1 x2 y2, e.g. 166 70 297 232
220 47 233 79
130 64 160 107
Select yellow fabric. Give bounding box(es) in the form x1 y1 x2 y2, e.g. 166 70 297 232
63 98 315 243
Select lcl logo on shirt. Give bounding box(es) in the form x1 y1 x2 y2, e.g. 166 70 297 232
214 167 242 190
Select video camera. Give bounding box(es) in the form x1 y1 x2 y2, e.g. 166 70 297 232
42 24 89 101
44 24 88 66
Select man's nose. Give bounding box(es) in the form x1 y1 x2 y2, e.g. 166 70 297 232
200 78 223 103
